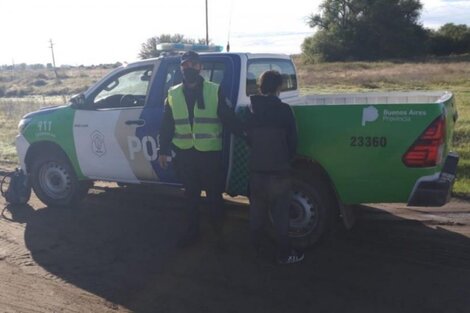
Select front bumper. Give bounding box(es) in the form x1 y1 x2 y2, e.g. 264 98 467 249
407 152 459 207
15 134 30 173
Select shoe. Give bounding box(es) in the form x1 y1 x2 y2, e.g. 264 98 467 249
176 230 200 248
278 249 304 265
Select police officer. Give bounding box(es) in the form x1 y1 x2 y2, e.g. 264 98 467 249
158 50 241 248
246 70 303 264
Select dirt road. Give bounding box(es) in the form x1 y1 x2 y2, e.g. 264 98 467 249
0 171 469 313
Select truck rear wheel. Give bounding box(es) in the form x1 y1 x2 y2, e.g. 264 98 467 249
30 151 90 207
287 177 338 247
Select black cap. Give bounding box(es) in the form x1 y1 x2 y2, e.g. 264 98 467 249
180 50 200 65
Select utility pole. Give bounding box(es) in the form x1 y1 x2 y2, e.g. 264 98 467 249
49 39 59 80
205 0 209 45
11 58 15 80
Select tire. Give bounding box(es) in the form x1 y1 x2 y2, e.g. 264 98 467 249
286 177 338 248
30 151 90 207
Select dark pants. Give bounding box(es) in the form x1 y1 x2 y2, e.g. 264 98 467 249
175 148 224 235
249 172 291 257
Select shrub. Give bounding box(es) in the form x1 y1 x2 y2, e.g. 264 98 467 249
59 72 70 79
36 73 49 80
44 87 71 96
5 89 18 97
5 87 33 97
33 79 47 87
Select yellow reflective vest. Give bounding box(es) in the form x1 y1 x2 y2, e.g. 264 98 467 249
167 81 222 151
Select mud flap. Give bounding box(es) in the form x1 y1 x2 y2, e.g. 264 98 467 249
407 152 459 207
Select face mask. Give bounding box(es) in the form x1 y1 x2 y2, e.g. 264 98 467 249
183 68 199 84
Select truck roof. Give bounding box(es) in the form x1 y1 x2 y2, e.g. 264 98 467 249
125 52 292 67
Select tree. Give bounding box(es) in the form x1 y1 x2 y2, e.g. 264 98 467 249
302 0 427 62
427 23 470 56
30 64 45 70
138 34 208 59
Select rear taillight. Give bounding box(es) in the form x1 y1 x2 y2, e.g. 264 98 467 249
402 116 446 167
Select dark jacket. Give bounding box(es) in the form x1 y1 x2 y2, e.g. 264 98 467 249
246 95 298 173
159 76 243 155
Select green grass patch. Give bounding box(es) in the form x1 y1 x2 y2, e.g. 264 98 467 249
0 110 22 162
0 96 67 163
452 89 470 196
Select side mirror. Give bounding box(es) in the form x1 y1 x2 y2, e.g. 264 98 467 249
141 69 152 81
69 93 86 108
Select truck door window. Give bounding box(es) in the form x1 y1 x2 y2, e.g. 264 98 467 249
246 59 297 96
163 62 226 100
200 62 226 84
90 66 153 110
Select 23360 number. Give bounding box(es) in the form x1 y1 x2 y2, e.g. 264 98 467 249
350 136 387 147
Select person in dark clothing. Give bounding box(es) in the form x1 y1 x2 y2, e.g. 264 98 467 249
158 50 242 249
247 70 303 264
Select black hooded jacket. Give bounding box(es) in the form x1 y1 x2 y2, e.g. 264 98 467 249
246 95 298 173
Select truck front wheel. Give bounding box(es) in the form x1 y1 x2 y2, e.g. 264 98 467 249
30 152 90 207
287 177 338 247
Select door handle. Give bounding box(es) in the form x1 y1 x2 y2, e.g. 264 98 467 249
125 119 145 126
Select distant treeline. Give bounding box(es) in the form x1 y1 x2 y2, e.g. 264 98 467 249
428 24 470 56
302 0 470 63
0 62 123 71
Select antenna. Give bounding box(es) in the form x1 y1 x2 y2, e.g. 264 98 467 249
226 0 234 52
205 0 209 45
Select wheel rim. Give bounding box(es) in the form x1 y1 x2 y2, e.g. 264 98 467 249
288 190 319 238
38 161 72 200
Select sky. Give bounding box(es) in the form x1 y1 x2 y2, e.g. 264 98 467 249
1 0 469 66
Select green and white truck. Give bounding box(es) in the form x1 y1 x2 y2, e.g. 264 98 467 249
15 50 459 246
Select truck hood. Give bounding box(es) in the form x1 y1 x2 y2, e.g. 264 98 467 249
23 104 68 119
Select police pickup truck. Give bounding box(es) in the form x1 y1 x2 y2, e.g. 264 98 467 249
15 46 459 246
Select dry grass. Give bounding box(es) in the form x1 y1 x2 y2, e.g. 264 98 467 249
0 67 111 97
0 96 69 161
294 58 470 91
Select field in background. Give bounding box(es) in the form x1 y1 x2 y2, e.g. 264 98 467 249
0 66 113 160
0 67 110 97
0 59 468 196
